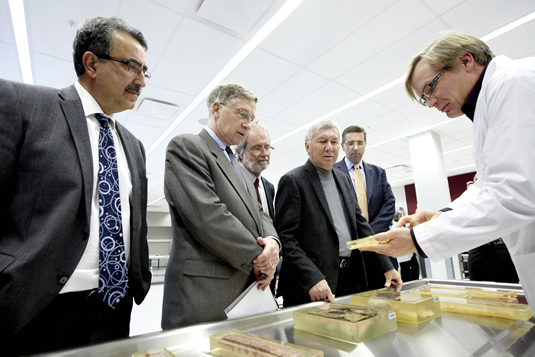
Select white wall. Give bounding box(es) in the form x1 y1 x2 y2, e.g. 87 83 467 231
391 185 408 215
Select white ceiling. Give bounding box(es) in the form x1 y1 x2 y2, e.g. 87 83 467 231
2 0 535 212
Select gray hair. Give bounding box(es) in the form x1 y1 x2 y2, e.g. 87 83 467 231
73 17 148 77
235 122 270 162
206 83 258 115
305 118 340 144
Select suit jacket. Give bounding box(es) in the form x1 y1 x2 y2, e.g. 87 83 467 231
262 176 275 219
162 129 278 328
333 159 396 234
0 79 151 338
274 159 393 306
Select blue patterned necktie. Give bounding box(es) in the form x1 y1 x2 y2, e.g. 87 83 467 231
225 146 246 187
95 113 128 308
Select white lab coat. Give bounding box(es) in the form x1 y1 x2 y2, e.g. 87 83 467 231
414 55 535 308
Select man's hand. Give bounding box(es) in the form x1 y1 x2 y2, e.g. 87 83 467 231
253 237 279 290
358 228 416 258
384 268 403 292
396 210 443 228
308 279 335 302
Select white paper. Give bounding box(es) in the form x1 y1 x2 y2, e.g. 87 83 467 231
225 281 278 320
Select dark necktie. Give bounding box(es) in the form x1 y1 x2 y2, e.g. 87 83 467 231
225 146 246 187
253 178 262 204
95 113 128 308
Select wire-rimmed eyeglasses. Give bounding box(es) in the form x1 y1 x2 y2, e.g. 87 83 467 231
245 146 274 154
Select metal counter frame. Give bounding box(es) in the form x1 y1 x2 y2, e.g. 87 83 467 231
39 279 535 357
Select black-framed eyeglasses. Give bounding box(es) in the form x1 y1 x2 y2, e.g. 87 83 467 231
95 53 151 81
219 103 256 123
419 68 446 107
245 146 274 154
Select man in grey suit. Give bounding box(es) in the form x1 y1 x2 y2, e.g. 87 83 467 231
162 83 280 328
0 17 151 356
275 119 402 307
333 125 398 269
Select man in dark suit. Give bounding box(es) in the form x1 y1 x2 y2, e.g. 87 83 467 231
275 119 401 307
235 123 278 293
0 17 151 356
162 83 280 329
333 125 398 269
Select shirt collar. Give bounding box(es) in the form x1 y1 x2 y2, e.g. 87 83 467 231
344 157 362 170
243 168 262 184
74 81 116 129
461 64 489 122
205 127 227 151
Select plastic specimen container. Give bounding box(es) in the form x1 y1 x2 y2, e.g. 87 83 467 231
350 290 441 324
293 303 397 343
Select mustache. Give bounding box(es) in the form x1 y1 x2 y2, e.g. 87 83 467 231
125 84 141 94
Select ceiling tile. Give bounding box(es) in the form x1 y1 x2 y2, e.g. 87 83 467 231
256 69 329 118
487 20 535 60
119 0 184 67
27 0 119 61
0 42 21 82
152 0 190 13
32 53 75 88
273 81 360 127
260 0 396 67
421 0 465 15
126 122 167 151
150 17 244 95
307 0 435 79
441 0 535 37
223 48 300 99
0 0 14 43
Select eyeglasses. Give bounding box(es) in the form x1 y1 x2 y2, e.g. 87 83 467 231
344 141 366 148
418 68 446 107
220 103 256 123
245 146 274 154
95 53 151 81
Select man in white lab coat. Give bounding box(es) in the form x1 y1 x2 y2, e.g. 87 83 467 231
359 31 535 308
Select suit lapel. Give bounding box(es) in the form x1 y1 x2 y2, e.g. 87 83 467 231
262 177 275 218
362 161 374 202
200 130 262 233
116 123 139 232
59 86 93 225
115 123 139 190
335 159 350 176
305 160 335 229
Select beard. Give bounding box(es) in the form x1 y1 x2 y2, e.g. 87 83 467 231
243 155 269 174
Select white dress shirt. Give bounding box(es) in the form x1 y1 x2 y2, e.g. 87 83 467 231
60 82 133 293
